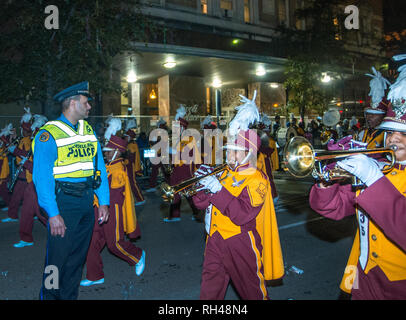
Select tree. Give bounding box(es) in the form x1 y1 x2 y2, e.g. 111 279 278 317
276 0 357 120
284 57 332 121
0 0 160 119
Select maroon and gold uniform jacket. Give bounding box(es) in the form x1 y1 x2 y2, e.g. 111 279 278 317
194 163 284 281
95 159 138 236
359 128 385 149
12 136 33 182
126 140 142 176
0 146 9 184
309 164 406 298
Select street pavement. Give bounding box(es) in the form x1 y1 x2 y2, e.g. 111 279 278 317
0 171 357 300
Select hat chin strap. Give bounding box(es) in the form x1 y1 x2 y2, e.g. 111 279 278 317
240 150 253 166
110 150 118 163
226 150 252 170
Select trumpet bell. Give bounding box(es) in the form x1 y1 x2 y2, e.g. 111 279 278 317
283 136 315 178
160 182 175 202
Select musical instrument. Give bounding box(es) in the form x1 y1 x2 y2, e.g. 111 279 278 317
276 127 288 147
286 126 298 141
320 129 336 145
320 109 341 145
283 136 397 184
8 149 32 193
160 163 228 202
322 109 340 127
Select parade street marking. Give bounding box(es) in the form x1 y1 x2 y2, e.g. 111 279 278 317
278 216 325 231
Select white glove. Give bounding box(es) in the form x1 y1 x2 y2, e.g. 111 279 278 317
196 175 222 194
337 154 383 187
194 165 213 177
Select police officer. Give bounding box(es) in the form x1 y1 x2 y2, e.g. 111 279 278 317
32 81 110 300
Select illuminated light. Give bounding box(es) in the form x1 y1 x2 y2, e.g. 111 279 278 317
321 73 331 83
336 103 341 106
270 83 279 88
149 89 157 100
212 79 222 88
339 110 343 114
163 61 177 69
273 103 279 108
256 67 266 76
232 39 240 45
359 100 364 104
127 70 137 83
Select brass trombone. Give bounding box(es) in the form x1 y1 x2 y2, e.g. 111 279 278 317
160 163 228 202
283 136 397 184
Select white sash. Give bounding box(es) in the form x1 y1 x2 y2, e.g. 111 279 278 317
205 204 213 234
357 189 369 270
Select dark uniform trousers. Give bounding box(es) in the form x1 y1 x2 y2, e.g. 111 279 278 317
40 187 94 300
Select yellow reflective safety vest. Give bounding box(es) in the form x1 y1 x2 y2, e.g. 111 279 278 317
32 119 98 179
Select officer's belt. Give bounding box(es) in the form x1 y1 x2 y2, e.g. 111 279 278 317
55 179 92 197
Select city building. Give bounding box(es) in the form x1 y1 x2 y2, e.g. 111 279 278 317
0 1 388 131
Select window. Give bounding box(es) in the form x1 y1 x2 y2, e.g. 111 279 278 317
221 0 232 18
244 0 251 23
333 16 342 41
295 0 305 30
278 0 286 25
201 0 207 14
221 0 232 10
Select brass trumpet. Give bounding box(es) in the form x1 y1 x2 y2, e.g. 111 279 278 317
283 136 397 183
160 163 228 202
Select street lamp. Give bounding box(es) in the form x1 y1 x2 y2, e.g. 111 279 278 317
163 60 177 69
127 70 137 83
212 79 222 88
321 73 331 83
256 67 266 76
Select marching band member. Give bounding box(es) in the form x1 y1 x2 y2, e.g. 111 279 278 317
164 106 200 222
257 114 278 202
0 124 13 210
12 115 48 248
200 115 219 167
327 67 392 294
33 81 110 300
356 67 391 148
192 92 284 300
123 118 145 206
146 117 168 193
309 55 406 299
81 118 145 287
2 107 33 223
